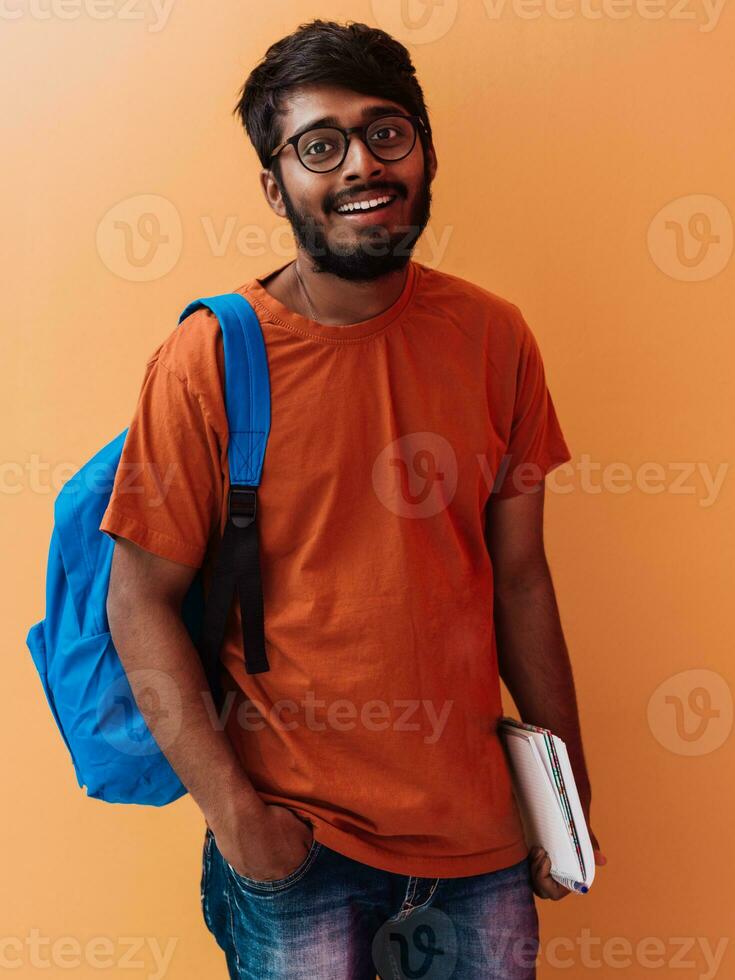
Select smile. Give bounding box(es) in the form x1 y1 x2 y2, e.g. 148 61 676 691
334 194 398 215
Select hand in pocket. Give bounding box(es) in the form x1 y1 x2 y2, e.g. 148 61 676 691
211 803 314 883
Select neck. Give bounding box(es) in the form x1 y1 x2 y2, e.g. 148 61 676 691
288 253 410 326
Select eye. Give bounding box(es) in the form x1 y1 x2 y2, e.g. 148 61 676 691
303 138 338 156
370 126 399 143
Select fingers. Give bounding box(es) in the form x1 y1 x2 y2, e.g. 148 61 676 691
528 847 571 901
528 833 606 901
589 827 607 865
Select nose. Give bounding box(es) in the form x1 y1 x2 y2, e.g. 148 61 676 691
341 133 385 180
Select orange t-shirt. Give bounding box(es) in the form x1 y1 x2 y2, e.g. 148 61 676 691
100 258 572 877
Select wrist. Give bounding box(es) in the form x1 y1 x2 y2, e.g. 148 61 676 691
203 779 266 836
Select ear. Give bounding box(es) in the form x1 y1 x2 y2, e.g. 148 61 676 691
426 141 438 183
260 167 288 218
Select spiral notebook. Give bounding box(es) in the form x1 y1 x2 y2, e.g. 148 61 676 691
499 716 595 894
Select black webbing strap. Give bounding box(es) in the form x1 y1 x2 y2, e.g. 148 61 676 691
198 485 270 709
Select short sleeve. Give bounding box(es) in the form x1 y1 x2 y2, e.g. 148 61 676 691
99 355 224 567
492 314 572 498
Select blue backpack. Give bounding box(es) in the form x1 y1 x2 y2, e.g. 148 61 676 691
25 293 271 806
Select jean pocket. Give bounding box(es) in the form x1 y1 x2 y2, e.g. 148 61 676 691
222 836 323 895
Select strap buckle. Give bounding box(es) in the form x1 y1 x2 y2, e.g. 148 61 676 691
228 485 257 529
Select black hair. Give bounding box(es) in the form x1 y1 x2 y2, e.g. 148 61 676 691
233 18 433 182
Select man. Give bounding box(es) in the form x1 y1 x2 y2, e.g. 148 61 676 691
101 18 605 980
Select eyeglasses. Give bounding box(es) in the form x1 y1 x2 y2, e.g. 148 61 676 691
269 114 427 174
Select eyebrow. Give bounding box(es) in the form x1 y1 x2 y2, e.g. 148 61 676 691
294 105 406 138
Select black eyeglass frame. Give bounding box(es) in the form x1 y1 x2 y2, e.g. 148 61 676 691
268 113 429 173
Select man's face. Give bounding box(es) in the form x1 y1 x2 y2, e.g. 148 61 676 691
261 85 438 282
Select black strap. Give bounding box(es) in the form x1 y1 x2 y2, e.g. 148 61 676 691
198 486 270 710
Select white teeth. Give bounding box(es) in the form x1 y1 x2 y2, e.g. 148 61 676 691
337 194 395 213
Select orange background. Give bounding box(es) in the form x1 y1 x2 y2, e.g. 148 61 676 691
4 1 734 977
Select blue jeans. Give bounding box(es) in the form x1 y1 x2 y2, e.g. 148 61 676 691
200 826 540 979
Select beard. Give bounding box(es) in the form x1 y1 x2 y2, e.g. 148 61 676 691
274 158 433 283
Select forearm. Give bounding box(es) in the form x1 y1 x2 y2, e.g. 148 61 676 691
494 571 592 804
108 597 264 831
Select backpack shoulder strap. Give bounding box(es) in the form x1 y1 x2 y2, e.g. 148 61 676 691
178 293 271 687
178 292 271 488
